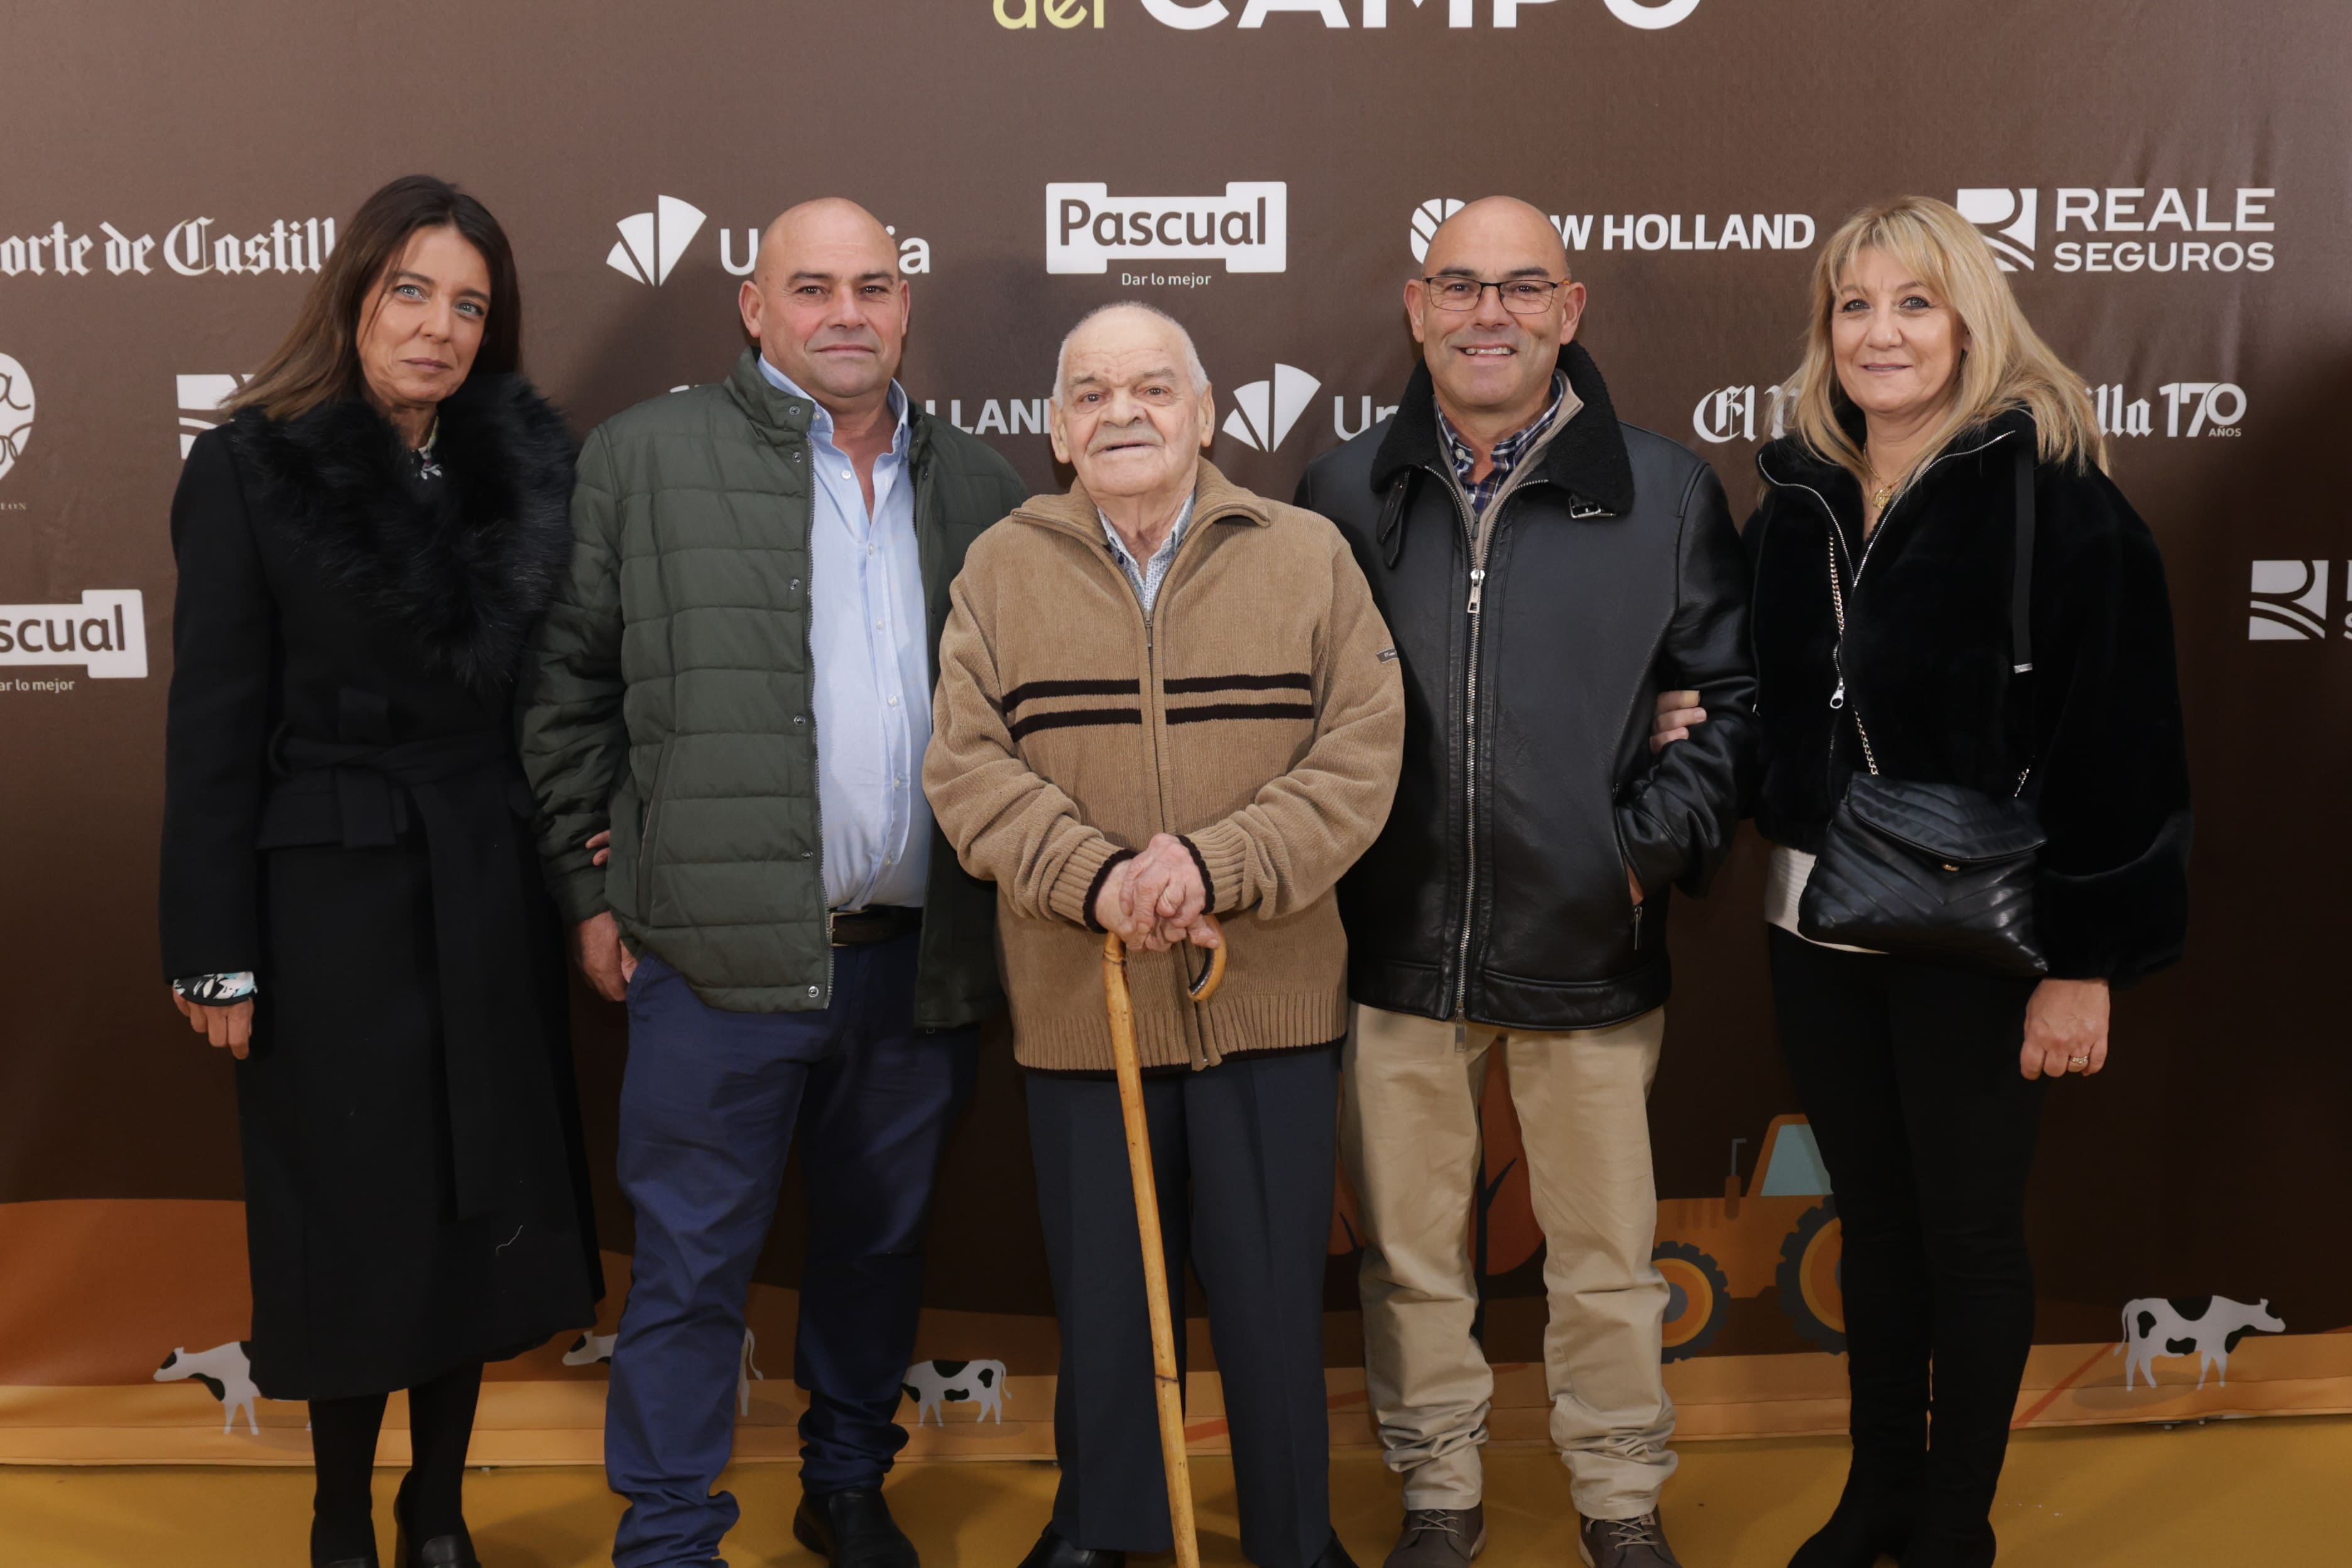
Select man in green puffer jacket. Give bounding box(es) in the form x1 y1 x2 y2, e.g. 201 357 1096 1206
518 199 1025 1568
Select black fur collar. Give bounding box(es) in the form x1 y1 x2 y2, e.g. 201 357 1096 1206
226 374 576 689
1372 340 1636 515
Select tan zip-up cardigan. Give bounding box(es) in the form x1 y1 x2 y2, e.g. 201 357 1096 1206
924 459 1405 1071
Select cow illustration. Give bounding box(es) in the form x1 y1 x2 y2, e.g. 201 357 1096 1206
2115 1296 2286 1390
901 1358 1006 1425
156 1342 261 1436
564 1327 765 1415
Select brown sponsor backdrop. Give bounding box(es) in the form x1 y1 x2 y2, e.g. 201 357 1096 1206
3 0 2349 1452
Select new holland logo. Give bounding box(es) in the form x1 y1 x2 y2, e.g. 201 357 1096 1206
2248 561 2343 641
1956 188 2037 271
1408 199 1466 264
609 196 709 285
1048 183 1285 275
177 374 244 458
1221 364 1321 452
0 354 31 482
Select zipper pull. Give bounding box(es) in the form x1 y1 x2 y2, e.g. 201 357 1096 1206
1467 567 1486 614
1829 677 1845 710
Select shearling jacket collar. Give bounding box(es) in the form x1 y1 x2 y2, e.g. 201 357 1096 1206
1011 457 1273 542
1372 340 1636 516
224 373 576 689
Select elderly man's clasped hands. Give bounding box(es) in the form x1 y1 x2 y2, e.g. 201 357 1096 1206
1093 834 1222 952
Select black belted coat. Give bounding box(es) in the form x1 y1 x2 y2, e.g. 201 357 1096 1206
160 375 600 1402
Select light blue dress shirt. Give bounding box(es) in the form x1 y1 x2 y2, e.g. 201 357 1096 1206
1098 493 1197 613
758 356 932 910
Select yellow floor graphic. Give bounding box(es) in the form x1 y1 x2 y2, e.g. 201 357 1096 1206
3 1417 2343 1567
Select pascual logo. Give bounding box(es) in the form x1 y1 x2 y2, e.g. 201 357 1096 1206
0 354 32 482
1408 197 1812 262
998 0 1701 29
178 374 245 458
1048 183 1285 275
2248 561 2346 641
1957 186 2274 274
1221 364 1321 452
607 197 932 284
0 590 146 678
2088 380 2245 440
1692 381 1796 445
0 216 336 279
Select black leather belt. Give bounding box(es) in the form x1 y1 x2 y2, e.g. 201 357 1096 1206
829 905 923 947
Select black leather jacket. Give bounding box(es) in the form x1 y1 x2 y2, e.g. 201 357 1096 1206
1297 345 1756 1031
1748 408 2191 983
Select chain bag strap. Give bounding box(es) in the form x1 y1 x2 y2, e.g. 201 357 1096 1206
1797 439 2050 976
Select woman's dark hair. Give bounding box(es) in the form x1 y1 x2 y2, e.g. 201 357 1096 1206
229 175 521 422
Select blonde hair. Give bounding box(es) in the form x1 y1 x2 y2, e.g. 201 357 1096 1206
1786 197 2103 498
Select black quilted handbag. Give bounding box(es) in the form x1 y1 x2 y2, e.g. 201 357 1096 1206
1798 442 2050 977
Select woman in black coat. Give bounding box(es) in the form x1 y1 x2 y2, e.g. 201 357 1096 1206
1743 198 2189 1568
161 175 599 1568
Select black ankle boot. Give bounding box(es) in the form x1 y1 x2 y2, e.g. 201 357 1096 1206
391 1471 481 1568
1787 1473 1922 1568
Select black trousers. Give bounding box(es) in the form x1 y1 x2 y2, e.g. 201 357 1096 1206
1768 930 2045 1537
1026 1047 1337 1568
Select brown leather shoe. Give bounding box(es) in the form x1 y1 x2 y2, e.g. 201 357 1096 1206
1383 1506 1484 1568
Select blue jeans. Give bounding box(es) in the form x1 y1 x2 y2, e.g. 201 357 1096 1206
606 935 977 1568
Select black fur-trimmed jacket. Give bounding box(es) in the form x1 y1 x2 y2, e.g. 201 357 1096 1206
160 374 576 981
1747 407 2191 984
1300 344 1757 1032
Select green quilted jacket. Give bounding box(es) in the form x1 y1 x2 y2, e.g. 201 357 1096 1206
519 349 1026 1020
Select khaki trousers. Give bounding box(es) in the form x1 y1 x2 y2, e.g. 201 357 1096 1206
1342 1003 1676 1518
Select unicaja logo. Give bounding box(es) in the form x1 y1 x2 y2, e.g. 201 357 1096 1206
1956 188 2037 271
2248 561 2341 641
0 354 31 482
1221 364 1321 452
609 196 708 285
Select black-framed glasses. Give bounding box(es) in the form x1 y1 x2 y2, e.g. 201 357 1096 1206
1419 275 1567 314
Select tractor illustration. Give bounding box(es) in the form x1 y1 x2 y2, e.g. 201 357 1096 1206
1653 1114 1844 1361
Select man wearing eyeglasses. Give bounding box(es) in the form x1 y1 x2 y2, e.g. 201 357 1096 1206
1295 197 1755 1568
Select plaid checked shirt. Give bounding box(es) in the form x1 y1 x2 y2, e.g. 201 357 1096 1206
1439 372 1567 517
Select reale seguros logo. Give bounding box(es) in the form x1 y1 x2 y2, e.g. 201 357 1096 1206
1048 183 1285 275
0 354 32 482
178 374 246 458
2248 561 2344 641
1957 186 2273 274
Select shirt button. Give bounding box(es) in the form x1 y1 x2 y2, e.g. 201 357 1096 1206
887 695 900 706
841 469 852 480
875 619 886 630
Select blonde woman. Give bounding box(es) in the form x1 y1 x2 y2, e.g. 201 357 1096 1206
1744 197 2189 1568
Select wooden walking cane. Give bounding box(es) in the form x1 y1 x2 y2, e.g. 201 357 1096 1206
1101 918 1227 1568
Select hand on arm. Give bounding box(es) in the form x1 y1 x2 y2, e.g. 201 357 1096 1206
1650 689 1707 754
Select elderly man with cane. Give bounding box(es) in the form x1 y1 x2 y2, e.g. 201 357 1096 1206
925 302 1404 1568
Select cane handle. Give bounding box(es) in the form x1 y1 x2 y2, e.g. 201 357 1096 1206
1102 918 1227 1005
